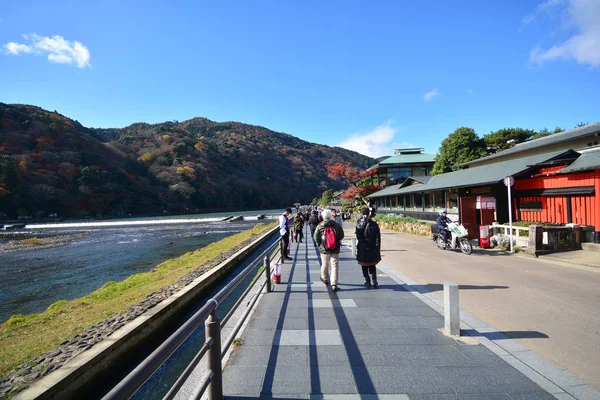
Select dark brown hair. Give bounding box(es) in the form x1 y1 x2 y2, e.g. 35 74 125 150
360 207 370 217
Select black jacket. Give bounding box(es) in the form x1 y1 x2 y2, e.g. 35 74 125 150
308 215 320 230
436 215 452 232
355 216 381 265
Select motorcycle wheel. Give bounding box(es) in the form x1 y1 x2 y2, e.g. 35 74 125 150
435 236 446 250
459 238 472 255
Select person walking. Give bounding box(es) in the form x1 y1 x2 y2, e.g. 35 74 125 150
332 209 343 227
279 208 293 260
314 209 344 291
308 210 320 243
355 207 381 288
294 210 304 242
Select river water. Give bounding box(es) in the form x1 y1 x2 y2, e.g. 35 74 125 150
0 209 282 323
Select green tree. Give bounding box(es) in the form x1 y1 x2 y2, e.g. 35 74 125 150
312 197 319 206
483 128 535 153
432 127 487 175
319 189 334 206
531 126 565 140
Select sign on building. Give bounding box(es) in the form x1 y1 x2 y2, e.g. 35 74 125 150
476 196 496 210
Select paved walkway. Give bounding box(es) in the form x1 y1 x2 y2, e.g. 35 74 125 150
221 227 555 399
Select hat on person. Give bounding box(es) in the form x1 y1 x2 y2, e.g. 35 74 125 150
439 209 447 215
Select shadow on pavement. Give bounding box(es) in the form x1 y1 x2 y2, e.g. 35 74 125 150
463 329 549 340
419 283 509 292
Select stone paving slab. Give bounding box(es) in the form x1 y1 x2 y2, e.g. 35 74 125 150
222 228 555 399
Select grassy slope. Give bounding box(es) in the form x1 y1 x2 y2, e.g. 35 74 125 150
0 222 275 376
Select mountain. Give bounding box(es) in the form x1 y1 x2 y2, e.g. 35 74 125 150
0 103 375 218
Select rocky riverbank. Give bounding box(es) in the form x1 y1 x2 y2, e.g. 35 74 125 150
0 233 267 398
0 233 90 254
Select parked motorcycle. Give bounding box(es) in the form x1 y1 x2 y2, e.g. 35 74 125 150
432 222 473 255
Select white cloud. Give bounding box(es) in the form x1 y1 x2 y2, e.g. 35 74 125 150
1 34 91 68
338 121 413 158
3 42 32 55
466 88 474 95
522 0 565 25
527 0 600 68
422 88 440 101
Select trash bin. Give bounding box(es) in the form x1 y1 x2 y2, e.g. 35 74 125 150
479 225 491 248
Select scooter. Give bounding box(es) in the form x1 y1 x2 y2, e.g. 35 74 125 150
432 222 472 255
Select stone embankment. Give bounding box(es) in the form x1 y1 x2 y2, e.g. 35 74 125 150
0 232 271 398
378 220 433 236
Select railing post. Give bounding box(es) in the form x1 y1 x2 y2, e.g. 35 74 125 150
205 310 222 400
351 238 357 257
280 237 285 264
264 254 272 293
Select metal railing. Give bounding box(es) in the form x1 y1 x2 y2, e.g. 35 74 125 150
491 223 530 247
103 236 283 400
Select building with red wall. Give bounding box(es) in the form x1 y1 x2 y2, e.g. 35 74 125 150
368 123 600 243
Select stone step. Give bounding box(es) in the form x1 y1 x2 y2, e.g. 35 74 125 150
582 243 600 252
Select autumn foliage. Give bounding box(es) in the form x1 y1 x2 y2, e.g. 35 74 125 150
0 103 376 218
325 163 380 203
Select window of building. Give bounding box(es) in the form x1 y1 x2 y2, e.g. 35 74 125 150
387 167 412 183
449 192 458 211
413 193 423 209
412 167 428 177
433 191 445 209
424 192 432 209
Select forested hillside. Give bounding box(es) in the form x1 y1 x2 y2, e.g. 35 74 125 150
0 103 375 218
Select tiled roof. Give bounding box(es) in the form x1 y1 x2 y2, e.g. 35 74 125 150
368 150 577 198
378 152 436 165
558 147 600 174
461 122 600 167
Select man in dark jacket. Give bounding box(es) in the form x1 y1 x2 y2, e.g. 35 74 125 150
314 209 344 291
308 210 320 243
436 209 452 245
294 211 304 242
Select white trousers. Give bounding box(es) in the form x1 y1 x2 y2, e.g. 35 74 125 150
320 252 339 286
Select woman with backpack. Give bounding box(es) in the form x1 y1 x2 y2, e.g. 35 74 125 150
356 207 381 288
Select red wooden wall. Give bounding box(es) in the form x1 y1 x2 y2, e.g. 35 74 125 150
514 171 596 190
514 171 598 228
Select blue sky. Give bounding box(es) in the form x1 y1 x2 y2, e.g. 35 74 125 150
1 0 598 158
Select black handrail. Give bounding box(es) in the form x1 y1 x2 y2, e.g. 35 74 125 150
102 234 282 400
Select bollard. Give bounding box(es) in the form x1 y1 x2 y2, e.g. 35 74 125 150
205 310 222 400
351 238 357 257
264 254 272 293
443 281 460 336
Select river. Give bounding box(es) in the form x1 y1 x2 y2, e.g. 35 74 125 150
0 209 282 323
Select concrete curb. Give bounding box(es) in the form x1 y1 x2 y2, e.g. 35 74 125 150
15 225 279 400
376 262 600 400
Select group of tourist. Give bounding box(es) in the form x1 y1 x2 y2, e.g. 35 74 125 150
279 206 381 291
